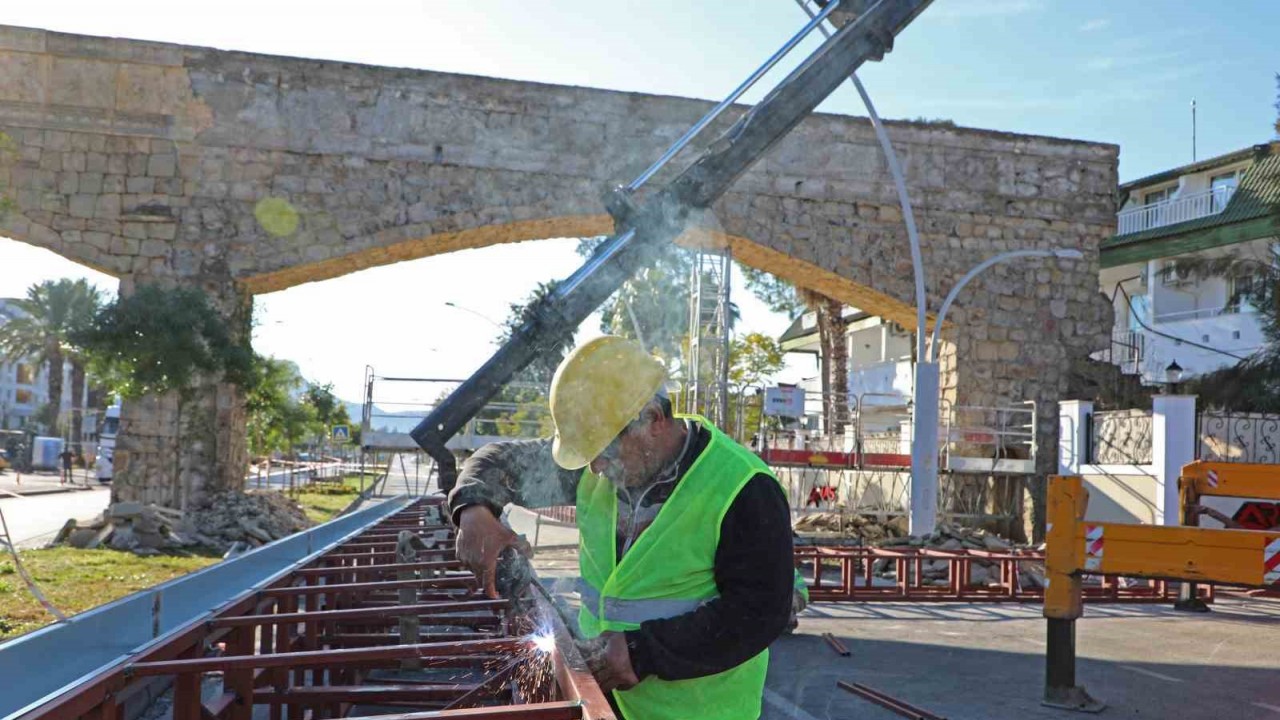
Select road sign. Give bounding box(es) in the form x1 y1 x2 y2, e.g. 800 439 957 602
763 385 805 417
332 425 350 443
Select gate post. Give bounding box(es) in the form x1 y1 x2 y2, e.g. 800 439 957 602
1152 395 1197 526
1058 400 1093 475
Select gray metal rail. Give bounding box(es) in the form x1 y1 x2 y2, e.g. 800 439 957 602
0 496 414 719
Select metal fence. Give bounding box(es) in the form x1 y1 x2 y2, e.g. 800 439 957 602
1198 411 1280 464
1089 409 1153 464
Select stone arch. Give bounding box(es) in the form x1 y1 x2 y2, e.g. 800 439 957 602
0 24 1118 514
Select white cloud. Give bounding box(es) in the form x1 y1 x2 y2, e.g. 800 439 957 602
1080 18 1110 32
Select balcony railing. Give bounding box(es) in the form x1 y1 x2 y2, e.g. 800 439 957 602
1116 185 1236 235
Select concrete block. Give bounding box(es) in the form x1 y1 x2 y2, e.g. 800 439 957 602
111 501 144 519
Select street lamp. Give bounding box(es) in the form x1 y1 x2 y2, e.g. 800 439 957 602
443 301 504 330
909 248 1085 536
1164 359 1184 394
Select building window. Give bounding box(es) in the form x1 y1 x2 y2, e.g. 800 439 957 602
1144 185 1177 205
1210 170 1240 212
15 363 35 385
1228 274 1261 312
14 389 33 406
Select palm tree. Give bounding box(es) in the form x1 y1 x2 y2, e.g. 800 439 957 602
799 289 850 436
0 279 102 441
63 281 105 453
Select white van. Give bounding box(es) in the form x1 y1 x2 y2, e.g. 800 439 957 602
95 404 120 484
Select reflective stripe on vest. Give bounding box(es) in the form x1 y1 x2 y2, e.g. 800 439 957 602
576 578 715 625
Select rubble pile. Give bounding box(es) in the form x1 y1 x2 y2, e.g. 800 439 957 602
55 491 313 555
190 492 311 549
795 515 1045 588
878 523 1043 587
792 512 908 542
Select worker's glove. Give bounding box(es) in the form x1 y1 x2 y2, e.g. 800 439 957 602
456 506 530 599
578 631 640 692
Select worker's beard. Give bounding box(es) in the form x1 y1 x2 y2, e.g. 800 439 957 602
598 453 664 490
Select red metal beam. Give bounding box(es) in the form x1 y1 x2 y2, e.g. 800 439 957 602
209 599 507 627
127 639 528 676
351 702 585 719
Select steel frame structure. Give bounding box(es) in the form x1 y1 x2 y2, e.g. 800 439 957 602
797 545 1214 604
14 498 615 720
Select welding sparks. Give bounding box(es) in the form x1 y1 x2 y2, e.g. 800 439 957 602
531 631 556 654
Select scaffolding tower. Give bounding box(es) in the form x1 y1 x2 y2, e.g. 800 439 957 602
684 248 733 426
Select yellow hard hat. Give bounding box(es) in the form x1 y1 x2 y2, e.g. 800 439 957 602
550 335 667 470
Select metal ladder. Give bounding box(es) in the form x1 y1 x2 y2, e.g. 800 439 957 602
685 248 733 427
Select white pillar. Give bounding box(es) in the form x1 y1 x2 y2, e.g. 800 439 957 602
909 361 940 536
1151 394 1197 525
1058 400 1094 475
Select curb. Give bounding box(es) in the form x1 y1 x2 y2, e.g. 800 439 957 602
0 485 98 499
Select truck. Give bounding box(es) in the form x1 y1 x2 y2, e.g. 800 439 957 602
94 403 120 484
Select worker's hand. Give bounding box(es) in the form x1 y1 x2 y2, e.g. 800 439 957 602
456 505 524 599
581 632 640 692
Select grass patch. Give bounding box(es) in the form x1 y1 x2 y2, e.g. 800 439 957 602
0 476 373 641
0 546 220 640
291 475 365 524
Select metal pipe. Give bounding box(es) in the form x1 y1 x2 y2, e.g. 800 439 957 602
794 0 926 369
626 0 845 192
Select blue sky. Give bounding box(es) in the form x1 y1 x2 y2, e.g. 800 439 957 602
1 0 1276 402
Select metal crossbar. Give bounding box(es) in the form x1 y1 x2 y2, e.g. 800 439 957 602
9 498 615 720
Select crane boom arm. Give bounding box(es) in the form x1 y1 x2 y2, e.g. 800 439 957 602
411 0 933 490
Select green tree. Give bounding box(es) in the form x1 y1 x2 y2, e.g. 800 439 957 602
244 355 298 459
729 332 787 395
737 267 850 433
578 237 693 370
0 279 103 434
727 332 787 441
473 281 577 437
302 382 351 455
1274 72 1279 137
498 280 575 387
738 266 804 318
76 285 253 398
74 284 253 495
1179 247 1280 411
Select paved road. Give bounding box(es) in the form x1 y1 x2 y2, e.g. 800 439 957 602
376 453 437 496
0 485 111 548
764 598 1280 720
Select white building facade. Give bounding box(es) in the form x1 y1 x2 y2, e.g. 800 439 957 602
0 297 83 432
777 307 914 433
1098 142 1280 385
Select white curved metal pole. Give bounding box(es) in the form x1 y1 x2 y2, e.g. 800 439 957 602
928 249 1083 362
793 0 927 367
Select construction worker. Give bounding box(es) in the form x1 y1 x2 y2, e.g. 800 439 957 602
448 336 795 720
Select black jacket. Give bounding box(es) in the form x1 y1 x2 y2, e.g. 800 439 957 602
447 421 794 681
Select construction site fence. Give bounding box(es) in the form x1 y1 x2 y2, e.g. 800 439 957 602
796 545 1216 604
757 392 1037 473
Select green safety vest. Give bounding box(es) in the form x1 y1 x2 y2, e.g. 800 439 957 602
576 415 779 720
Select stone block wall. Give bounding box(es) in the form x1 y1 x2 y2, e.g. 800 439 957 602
0 25 1116 515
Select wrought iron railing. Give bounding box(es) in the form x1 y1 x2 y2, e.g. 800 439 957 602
1198 411 1280 464
1089 409 1153 464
